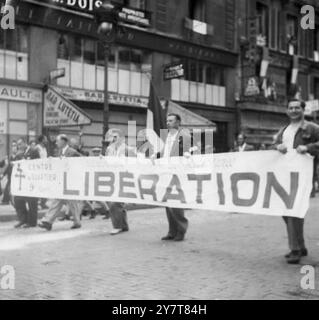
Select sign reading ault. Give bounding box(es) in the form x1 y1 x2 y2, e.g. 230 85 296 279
44 86 92 127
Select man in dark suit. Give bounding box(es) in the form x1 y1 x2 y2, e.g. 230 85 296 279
14 138 40 228
38 134 83 231
273 99 319 264
160 113 191 242
232 133 255 152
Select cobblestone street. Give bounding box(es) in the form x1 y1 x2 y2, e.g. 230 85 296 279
1 198 319 300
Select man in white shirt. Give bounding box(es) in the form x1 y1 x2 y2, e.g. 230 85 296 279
160 114 191 242
274 99 319 264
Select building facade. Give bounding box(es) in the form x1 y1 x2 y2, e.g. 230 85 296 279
0 0 238 156
237 0 319 146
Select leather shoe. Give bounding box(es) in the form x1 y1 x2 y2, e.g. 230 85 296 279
38 221 52 231
161 235 174 241
174 234 185 242
14 222 26 229
285 248 308 259
286 251 301 264
70 224 81 230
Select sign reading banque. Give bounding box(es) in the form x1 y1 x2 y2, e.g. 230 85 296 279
44 86 91 127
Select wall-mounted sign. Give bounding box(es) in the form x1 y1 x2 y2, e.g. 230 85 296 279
50 68 66 82
244 77 260 96
163 62 185 81
0 85 42 103
119 7 151 27
55 87 149 108
41 0 102 12
305 100 319 116
44 86 92 127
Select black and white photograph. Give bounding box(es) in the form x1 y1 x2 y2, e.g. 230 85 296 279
0 0 319 304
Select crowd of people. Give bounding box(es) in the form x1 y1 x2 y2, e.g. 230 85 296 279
0 99 319 265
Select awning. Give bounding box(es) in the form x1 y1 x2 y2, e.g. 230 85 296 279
166 100 217 131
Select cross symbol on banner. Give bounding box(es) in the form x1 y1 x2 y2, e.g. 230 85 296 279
15 164 26 191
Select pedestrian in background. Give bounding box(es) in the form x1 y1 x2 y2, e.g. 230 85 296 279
274 99 319 264
36 135 49 209
38 134 83 231
232 133 255 152
0 141 18 206
14 138 40 228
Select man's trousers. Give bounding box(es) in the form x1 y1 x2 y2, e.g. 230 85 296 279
42 199 83 225
109 202 129 231
283 217 306 252
14 196 38 226
166 207 188 238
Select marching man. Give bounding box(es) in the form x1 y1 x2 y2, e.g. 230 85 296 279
38 134 83 231
274 99 319 264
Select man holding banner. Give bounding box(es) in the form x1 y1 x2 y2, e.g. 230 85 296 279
274 99 319 264
160 114 191 242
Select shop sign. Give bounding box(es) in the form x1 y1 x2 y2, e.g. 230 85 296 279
119 7 151 27
163 62 185 81
305 100 319 116
0 85 42 103
44 86 92 127
55 87 149 108
244 77 260 96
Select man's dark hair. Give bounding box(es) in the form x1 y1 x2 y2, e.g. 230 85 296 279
288 99 306 110
38 134 46 143
167 113 182 122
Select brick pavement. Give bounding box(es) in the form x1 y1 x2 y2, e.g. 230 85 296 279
0 199 319 300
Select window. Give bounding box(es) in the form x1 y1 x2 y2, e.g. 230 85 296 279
286 15 298 55
256 2 269 45
189 0 206 22
124 0 146 9
0 25 29 81
57 33 151 96
184 59 224 86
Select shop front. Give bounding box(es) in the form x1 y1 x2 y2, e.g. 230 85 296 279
0 83 43 157
50 86 148 153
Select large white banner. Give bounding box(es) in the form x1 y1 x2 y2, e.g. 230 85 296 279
11 151 313 218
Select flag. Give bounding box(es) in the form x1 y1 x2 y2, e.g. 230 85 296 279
291 55 299 84
143 81 167 155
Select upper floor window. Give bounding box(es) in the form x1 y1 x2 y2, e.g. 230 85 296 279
286 15 298 55
189 0 206 22
184 59 225 86
0 25 29 81
57 33 151 96
124 0 146 9
256 2 269 45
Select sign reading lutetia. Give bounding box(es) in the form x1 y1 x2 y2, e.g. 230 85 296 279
44 86 92 127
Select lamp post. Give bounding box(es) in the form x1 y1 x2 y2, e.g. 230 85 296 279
95 0 119 155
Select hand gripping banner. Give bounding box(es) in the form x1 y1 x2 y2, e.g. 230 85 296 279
11 151 313 218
